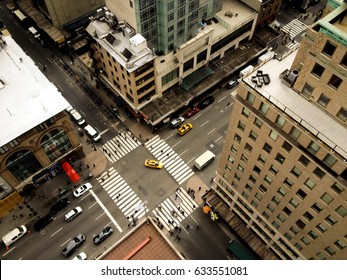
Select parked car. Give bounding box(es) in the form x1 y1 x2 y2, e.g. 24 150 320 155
72 252 87 260
178 123 193 136
33 213 54 231
64 206 82 222
170 116 185 128
226 78 239 89
2 225 27 247
93 226 113 245
198 96 215 109
185 107 200 118
73 183 92 198
62 234 85 257
50 198 70 214
144 159 163 169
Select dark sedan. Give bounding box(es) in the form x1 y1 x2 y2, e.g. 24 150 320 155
198 96 215 109
93 226 113 245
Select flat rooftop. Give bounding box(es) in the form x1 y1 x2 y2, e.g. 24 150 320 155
243 51 347 160
0 36 69 147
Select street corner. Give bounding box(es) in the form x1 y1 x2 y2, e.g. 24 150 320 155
82 149 108 177
184 175 209 206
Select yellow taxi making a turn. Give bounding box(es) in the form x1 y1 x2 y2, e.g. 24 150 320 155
144 159 164 169
177 123 193 136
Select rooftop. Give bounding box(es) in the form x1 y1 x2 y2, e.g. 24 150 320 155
243 51 347 160
0 36 70 147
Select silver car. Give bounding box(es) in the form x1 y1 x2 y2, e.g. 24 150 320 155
64 206 82 222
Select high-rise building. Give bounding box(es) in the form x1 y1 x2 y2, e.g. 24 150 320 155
205 1 347 260
0 35 81 217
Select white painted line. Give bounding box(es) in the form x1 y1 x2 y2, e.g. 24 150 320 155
193 114 202 120
51 227 63 238
207 128 216 135
99 128 109 136
88 202 98 209
2 247 16 257
179 149 189 157
89 189 122 232
218 96 226 102
57 84 64 92
215 136 223 142
95 212 106 220
171 140 181 149
201 120 209 127
80 192 91 201
60 238 72 247
164 133 174 141
186 157 196 164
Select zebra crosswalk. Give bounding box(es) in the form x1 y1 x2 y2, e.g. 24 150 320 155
96 167 147 223
100 131 140 163
152 187 199 231
145 135 194 185
281 19 307 39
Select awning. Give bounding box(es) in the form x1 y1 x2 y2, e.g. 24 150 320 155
61 161 80 183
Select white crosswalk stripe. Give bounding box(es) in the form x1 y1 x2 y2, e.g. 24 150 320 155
145 135 194 184
281 19 307 39
152 187 198 231
99 131 140 163
96 167 147 223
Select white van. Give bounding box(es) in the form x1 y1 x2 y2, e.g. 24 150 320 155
84 125 101 142
194 150 215 170
2 225 27 247
70 109 85 126
28 26 40 38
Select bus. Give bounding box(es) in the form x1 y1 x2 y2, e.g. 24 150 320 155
194 150 215 170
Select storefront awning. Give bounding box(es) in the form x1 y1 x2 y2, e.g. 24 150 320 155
61 161 80 183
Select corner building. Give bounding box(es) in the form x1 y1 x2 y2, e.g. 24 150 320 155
206 2 347 260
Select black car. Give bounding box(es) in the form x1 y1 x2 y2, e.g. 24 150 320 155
93 226 113 245
50 198 70 214
33 213 54 231
198 96 215 109
62 233 85 257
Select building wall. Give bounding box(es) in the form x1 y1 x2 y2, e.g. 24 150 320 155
214 82 347 260
0 112 79 191
43 0 105 27
291 26 347 127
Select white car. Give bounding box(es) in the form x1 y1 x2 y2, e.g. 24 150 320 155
64 206 82 222
72 252 87 260
73 183 92 198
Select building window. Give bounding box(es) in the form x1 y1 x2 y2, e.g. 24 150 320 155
282 141 292 152
253 165 261 174
258 154 266 164
289 198 299 208
242 191 249 199
283 206 292 216
241 154 248 163
259 102 269 115
302 82 314 98
304 178 316 190
241 107 250 118
237 120 246 131
334 240 346 250
324 246 336 256
259 185 267 193
301 236 310 245
331 182 344 194
263 143 272 153
303 211 314 221
325 215 337 226
267 204 275 213
275 153 285 164
254 118 263 128
272 196 280 205
245 143 253 153
311 63 325 77
340 52 347 68
234 173 241 181
249 131 258 142
296 189 307 200
264 176 272 185
316 223 327 233
251 200 258 208
317 93 331 107
283 177 293 188
246 92 255 104
255 192 263 201
316 252 327 260
290 226 300 235
230 145 237 154
328 74 342 90
307 141 320 155
245 184 252 192
277 187 287 197
323 154 337 167
225 164 232 172
275 115 286 127
277 213 286 223
269 164 279 175
308 230 318 240
298 155 310 166
237 164 244 173
291 166 302 177
335 206 347 218
289 127 301 139
311 202 323 213
313 167 325 179
262 211 270 220
336 107 347 122
296 219 306 229
294 243 303 251
249 175 256 183
322 41 336 57
269 130 278 141
272 221 280 229
234 133 241 143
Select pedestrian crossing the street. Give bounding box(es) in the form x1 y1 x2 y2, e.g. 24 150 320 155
281 19 307 39
145 135 194 185
152 187 199 231
99 131 140 163
96 167 147 223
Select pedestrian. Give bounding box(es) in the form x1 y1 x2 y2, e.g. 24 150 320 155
196 225 200 230
86 164 90 168
186 224 190 229
227 101 230 106
108 153 111 157
158 205 162 211
198 186 202 191
161 150 163 153
139 134 142 138
210 178 214 183
114 150 117 154
93 164 96 168
78 167 82 171
188 188 191 193
175 194 178 200
167 153 170 157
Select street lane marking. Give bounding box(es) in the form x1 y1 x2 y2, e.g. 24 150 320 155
95 212 106 220
179 149 189 157
201 120 209 127
193 114 202 120
57 84 64 92
171 140 181 149
60 237 72 247
89 189 122 232
99 128 109 136
51 227 63 238
187 157 196 164
164 133 174 141
218 96 226 102
89 202 98 209
215 136 223 142
2 247 16 257
207 128 215 135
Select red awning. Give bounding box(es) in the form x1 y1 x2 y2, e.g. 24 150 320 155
61 161 80 183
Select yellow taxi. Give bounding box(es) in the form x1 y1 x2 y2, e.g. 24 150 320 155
177 123 193 136
144 159 164 169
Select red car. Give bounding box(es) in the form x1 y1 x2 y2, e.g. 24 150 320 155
185 106 200 118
